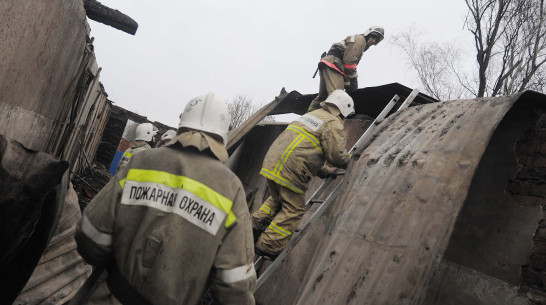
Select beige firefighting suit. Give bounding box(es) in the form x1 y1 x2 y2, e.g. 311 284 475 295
76 130 256 305
155 138 171 148
252 104 351 255
308 34 370 112
116 140 151 172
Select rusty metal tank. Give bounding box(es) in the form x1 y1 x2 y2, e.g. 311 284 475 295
255 91 546 304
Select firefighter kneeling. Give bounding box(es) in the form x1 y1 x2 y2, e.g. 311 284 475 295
252 89 354 259
76 92 256 305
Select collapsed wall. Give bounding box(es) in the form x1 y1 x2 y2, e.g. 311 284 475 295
0 0 110 174
94 105 149 168
0 1 112 303
256 91 546 304
93 104 176 174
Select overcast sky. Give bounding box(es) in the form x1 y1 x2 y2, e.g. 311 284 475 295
89 0 470 127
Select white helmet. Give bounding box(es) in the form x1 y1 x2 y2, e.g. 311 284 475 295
178 92 230 145
364 26 384 43
135 123 158 141
324 89 355 117
161 129 177 141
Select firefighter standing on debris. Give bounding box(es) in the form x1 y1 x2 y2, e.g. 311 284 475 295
75 92 256 305
308 26 385 112
252 89 354 259
116 122 158 172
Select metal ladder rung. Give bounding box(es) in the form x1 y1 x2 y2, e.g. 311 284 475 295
254 256 265 269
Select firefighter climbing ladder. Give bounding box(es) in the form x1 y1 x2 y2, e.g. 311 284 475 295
254 89 420 288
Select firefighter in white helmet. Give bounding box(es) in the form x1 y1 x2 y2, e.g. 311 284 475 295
155 129 176 148
308 26 385 112
116 122 158 172
252 89 354 259
76 92 256 305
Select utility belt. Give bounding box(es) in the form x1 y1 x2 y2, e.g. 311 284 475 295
107 263 153 305
319 57 347 78
313 50 345 78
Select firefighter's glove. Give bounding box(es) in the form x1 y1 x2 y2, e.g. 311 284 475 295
318 166 337 179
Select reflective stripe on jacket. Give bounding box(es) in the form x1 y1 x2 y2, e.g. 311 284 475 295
76 136 256 305
260 106 350 193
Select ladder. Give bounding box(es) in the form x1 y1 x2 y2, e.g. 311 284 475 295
254 89 419 288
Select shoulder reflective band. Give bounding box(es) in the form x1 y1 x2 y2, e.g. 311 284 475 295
123 151 134 157
320 59 347 78
119 169 236 227
286 125 322 152
272 125 321 176
343 64 357 69
274 134 304 174
216 264 256 284
81 214 113 247
260 168 305 194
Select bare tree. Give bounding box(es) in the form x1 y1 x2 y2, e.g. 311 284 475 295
227 95 257 129
393 0 546 99
391 30 468 101
227 95 274 129
465 0 546 97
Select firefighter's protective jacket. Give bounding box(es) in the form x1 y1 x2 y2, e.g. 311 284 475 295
319 34 369 85
76 131 256 305
116 140 151 172
260 105 350 194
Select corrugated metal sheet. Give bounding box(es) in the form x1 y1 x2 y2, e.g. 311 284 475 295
256 91 546 304
14 182 92 305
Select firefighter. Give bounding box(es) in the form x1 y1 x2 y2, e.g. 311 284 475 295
155 129 176 148
252 89 354 259
75 92 256 305
308 26 385 112
116 123 158 172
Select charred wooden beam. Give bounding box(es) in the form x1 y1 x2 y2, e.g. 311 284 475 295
83 0 138 35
